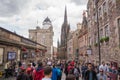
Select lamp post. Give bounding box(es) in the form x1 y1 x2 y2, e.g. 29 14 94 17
95 0 101 65
87 46 92 62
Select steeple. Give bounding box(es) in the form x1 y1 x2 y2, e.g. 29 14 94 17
64 6 68 24
57 39 59 48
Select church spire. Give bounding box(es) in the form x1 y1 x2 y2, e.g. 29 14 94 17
64 6 67 24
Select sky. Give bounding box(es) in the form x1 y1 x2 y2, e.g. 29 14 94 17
0 0 88 47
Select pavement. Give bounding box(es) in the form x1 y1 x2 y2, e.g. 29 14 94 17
0 73 82 80
0 77 16 80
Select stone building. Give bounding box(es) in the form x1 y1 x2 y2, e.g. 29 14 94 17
78 11 88 63
0 27 46 71
67 31 74 60
87 0 120 66
58 7 70 59
29 17 54 58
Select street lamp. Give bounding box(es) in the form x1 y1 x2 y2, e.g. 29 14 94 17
95 0 101 65
87 46 92 62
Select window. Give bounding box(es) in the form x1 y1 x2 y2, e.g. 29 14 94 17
103 2 107 13
118 18 120 44
100 29 103 38
95 33 98 43
105 25 109 37
118 18 120 27
99 7 102 17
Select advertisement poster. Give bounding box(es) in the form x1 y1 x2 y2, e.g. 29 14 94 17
8 52 16 60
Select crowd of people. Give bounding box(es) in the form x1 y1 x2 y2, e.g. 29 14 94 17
3 58 120 80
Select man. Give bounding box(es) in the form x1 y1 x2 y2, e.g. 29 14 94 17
42 66 52 80
97 69 107 80
85 63 98 80
33 60 44 80
99 62 107 73
51 65 58 80
17 68 30 80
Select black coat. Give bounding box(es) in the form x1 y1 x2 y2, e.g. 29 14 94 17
85 70 98 80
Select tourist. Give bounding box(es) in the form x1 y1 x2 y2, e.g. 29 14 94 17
97 69 107 80
42 66 52 80
85 63 98 80
33 60 44 80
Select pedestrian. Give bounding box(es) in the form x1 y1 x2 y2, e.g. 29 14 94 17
26 63 33 80
33 60 44 80
73 65 80 80
4 61 10 78
42 66 52 80
56 64 62 80
17 67 30 80
66 74 75 80
85 63 98 80
97 69 107 80
51 64 58 80
99 61 107 73
81 63 87 80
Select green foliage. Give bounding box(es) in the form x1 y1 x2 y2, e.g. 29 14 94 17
104 36 109 42
100 37 104 43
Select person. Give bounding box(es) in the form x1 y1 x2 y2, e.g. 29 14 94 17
33 60 44 80
4 62 10 78
26 63 33 80
56 64 62 80
42 66 52 80
66 74 75 80
51 65 58 80
17 68 30 80
73 65 80 80
97 69 107 80
99 62 107 73
81 63 87 80
85 63 98 80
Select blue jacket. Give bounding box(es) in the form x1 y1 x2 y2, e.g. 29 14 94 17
51 68 58 80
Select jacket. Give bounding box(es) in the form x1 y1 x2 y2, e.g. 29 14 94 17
85 70 98 80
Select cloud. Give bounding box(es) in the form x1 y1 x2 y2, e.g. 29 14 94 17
71 0 88 5
0 0 88 47
0 0 29 17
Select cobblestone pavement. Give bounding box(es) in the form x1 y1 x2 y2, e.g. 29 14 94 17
0 77 16 80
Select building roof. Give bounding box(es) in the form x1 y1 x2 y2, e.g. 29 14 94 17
43 17 51 23
0 27 47 48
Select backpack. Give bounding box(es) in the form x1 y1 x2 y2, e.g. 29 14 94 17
57 68 62 77
74 68 79 77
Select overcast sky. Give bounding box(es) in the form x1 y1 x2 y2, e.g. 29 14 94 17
0 0 88 47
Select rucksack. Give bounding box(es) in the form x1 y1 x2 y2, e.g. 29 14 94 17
57 68 62 77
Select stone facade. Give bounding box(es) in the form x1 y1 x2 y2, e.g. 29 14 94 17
87 0 120 66
29 17 54 58
67 31 74 60
0 27 46 71
78 12 88 63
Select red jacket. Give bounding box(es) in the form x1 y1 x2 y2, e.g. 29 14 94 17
33 68 44 80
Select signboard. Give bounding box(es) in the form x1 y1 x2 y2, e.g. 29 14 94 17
0 48 3 64
8 52 16 60
87 49 92 55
